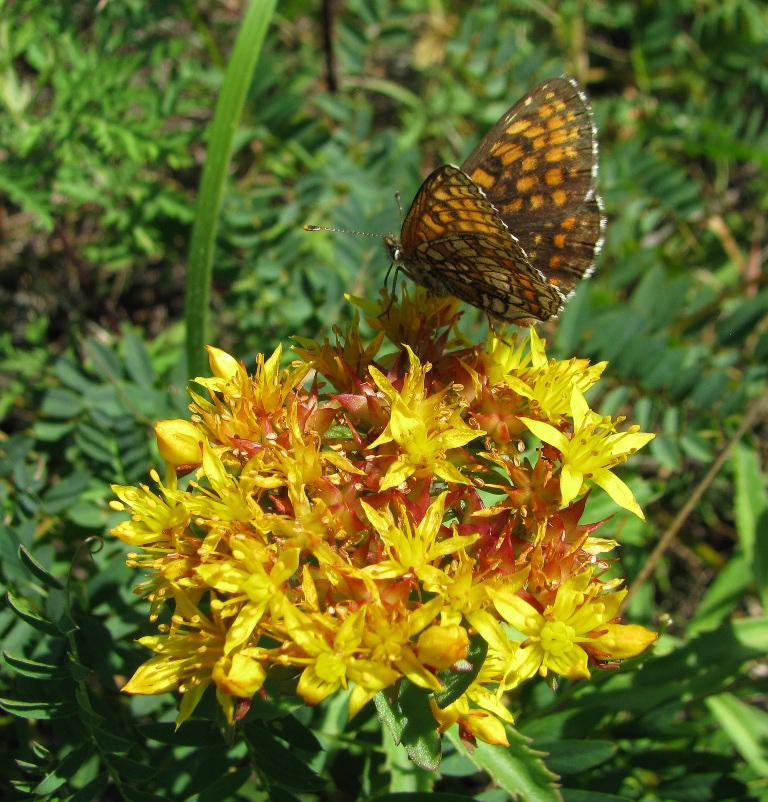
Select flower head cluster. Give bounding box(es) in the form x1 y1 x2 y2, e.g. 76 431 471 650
111 287 657 746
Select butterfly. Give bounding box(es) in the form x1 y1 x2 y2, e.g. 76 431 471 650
384 77 604 325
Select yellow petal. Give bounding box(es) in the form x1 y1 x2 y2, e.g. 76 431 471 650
591 469 646 519
519 417 569 451
205 346 240 380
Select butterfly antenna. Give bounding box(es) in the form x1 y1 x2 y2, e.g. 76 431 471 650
303 224 387 240
394 191 403 227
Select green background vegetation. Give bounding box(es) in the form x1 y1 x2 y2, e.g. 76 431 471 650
1 1 767 799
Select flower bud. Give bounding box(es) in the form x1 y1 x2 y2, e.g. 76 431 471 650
465 710 509 746
212 653 267 697
588 623 658 660
417 624 469 670
155 420 202 468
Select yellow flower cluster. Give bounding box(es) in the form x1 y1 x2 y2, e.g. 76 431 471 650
111 287 657 746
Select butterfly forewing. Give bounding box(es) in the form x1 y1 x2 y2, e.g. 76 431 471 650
400 165 518 252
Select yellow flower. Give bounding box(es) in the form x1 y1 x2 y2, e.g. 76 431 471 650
360 492 479 591
416 624 469 670
521 388 654 518
282 604 400 716
113 293 658 746
121 590 258 726
429 693 510 747
196 547 300 654
480 571 654 689
110 473 190 547
368 346 482 490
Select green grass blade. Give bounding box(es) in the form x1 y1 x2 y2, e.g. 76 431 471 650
185 0 278 378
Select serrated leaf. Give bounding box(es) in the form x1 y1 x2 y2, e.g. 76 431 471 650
453 725 561 802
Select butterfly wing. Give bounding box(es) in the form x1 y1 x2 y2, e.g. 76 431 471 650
398 165 565 323
411 231 565 323
461 77 604 295
400 165 511 253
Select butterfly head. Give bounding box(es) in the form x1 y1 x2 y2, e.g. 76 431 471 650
384 235 403 264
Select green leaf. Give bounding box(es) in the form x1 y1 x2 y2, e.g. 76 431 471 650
266 788 303 802
123 326 156 388
433 633 487 710
89 726 135 755
40 471 93 515
375 681 442 771
40 386 84 418
732 440 768 609
6 593 61 636
561 791 633 801
2 652 69 680
17 545 64 589
105 753 159 783
185 0 279 377
0 697 76 719
139 721 226 747
186 766 252 802
33 743 95 795
375 794 481 802
243 721 326 792
539 739 617 775
75 686 104 726
687 554 751 636
448 725 560 802
266 714 323 753
69 773 110 802
706 693 768 778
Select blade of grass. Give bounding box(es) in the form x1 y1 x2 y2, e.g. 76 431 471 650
184 0 278 379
